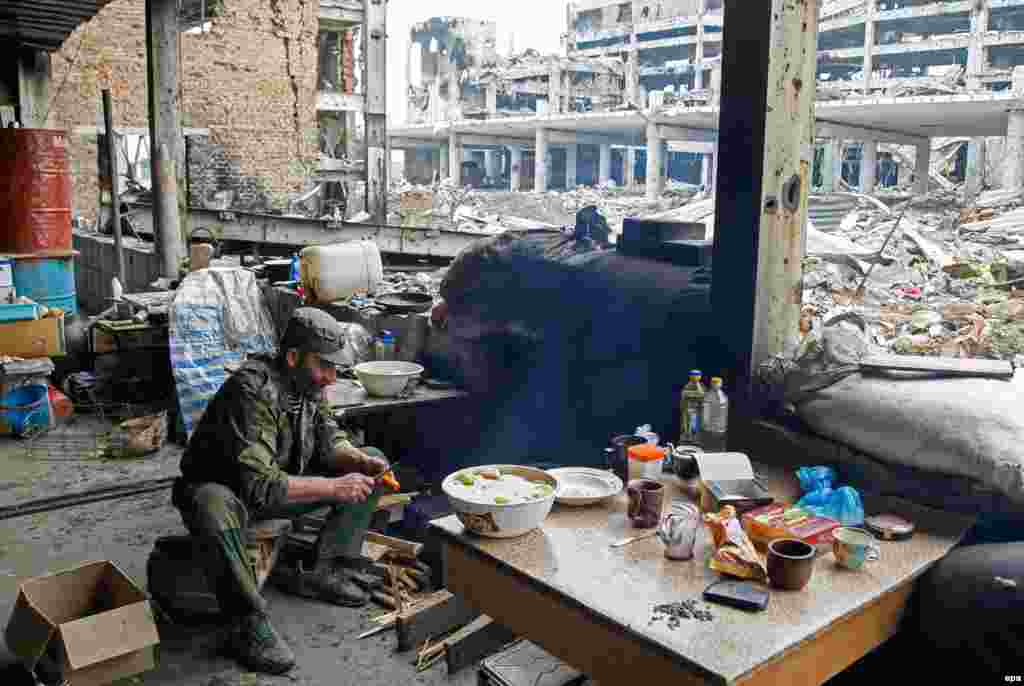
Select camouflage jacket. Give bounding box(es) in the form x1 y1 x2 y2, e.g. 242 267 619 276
177 356 348 510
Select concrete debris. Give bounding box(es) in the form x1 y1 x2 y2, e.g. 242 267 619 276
803 187 1024 361
388 177 701 237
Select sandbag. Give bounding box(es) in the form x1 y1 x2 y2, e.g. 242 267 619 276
797 370 1024 505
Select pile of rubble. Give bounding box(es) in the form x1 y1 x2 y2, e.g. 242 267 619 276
803 187 1024 362
389 178 701 236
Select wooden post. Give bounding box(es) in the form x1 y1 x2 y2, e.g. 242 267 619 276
146 0 186 278
364 0 388 223
101 90 126 287
710 0 818 414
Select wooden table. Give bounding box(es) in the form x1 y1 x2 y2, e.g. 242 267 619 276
325 379 468 419
431 465 973 686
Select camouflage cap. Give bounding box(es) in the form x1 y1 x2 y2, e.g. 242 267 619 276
281 307 348 366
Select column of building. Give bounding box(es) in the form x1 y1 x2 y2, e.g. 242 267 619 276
1007 66 1024 192
449 131 462 186
819 138 843 192
625 149 637 190
598 143 612 186
510 146 523 192
439 144 450 182
862 2 876 95
645 122 665 202
565 144 578 189
966 0 990 195
535 128 549 192
694 0 706 90
860 140 877 193
915 140 931 195
485 150 502 181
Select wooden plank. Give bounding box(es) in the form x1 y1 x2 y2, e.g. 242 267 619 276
736 585 911 686
860 354 1014 379
366 532 423 558
444 615 517 675
396 589 479 652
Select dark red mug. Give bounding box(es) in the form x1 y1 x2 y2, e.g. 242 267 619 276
626 479 665 528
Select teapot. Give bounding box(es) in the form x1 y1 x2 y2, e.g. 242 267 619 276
657 503 700 560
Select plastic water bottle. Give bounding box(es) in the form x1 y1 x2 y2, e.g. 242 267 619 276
680 370 705 445
700 377 729 452
635 424 659 445
375 330 396 361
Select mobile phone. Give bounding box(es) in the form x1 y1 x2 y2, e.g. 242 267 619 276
703 580 770 612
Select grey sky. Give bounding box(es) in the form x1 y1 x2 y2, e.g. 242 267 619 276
386 1 568 125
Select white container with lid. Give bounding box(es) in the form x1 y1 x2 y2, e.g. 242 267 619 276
628 444 666 481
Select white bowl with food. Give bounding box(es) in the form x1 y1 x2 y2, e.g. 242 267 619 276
442 465 558 538
353 361 424 397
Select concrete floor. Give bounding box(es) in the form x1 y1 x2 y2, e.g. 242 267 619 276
0 415 903 685
0 416 479 686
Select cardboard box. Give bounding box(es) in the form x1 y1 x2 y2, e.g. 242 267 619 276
5 561 160 686
0 315 65 358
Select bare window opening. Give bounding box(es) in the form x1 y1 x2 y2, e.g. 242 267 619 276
618 3 633 23
991 7 1024 33
179 0 223 33
576 9 604 33
318 30 343 92
818 25 866 51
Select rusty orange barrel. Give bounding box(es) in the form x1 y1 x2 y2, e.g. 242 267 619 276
0 129 73 253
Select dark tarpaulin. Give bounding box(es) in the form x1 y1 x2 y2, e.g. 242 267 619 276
438 231 714 470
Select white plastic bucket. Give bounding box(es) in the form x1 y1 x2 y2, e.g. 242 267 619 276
300 241 384 304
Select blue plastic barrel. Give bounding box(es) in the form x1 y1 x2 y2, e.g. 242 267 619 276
12 254 77 315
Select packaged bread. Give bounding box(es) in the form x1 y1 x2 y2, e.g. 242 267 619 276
742 503 839 550
703 505 768 582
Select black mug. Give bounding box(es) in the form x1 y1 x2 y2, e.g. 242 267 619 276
608 435 647 486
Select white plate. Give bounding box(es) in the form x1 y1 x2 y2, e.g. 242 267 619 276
546 468 623 506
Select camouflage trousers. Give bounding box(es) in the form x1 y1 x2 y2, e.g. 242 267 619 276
172 448 385 618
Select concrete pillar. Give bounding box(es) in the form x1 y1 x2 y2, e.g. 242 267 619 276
1004 112 1024 191
146 0 186 278
863 3 875 94
626 50 640 107
625 148 637 190
565 144 578 189
16 49 50 127
860 140 877 193
968 1 990 90
439 144 450 181
966 137 987 200
486 82 498 114
485 150 501 180
548 66 563 115
695 0 705 91
510 146 523 192
449 132 462 186
598 144 612 186
701 151 713 189
645 122 664 201
915 140 931 195
535 128 549 192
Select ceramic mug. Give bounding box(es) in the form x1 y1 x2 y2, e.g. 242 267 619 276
657 503 700 560
626 479 665 528
832 527 881 571
767 538 816 591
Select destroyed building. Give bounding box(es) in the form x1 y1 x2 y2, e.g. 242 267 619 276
393 0 1024 198
40 0 369 224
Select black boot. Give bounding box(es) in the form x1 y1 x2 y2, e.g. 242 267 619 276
229 611 296 675
272 560 368 608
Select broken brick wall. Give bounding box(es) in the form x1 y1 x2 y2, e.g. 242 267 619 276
47 0 319 223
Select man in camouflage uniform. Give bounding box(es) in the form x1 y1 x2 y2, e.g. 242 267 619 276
172 308 389 674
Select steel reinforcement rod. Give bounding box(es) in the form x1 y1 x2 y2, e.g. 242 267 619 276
0 477 176 521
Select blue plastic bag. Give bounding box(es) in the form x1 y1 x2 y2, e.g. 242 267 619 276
795 466 864 526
